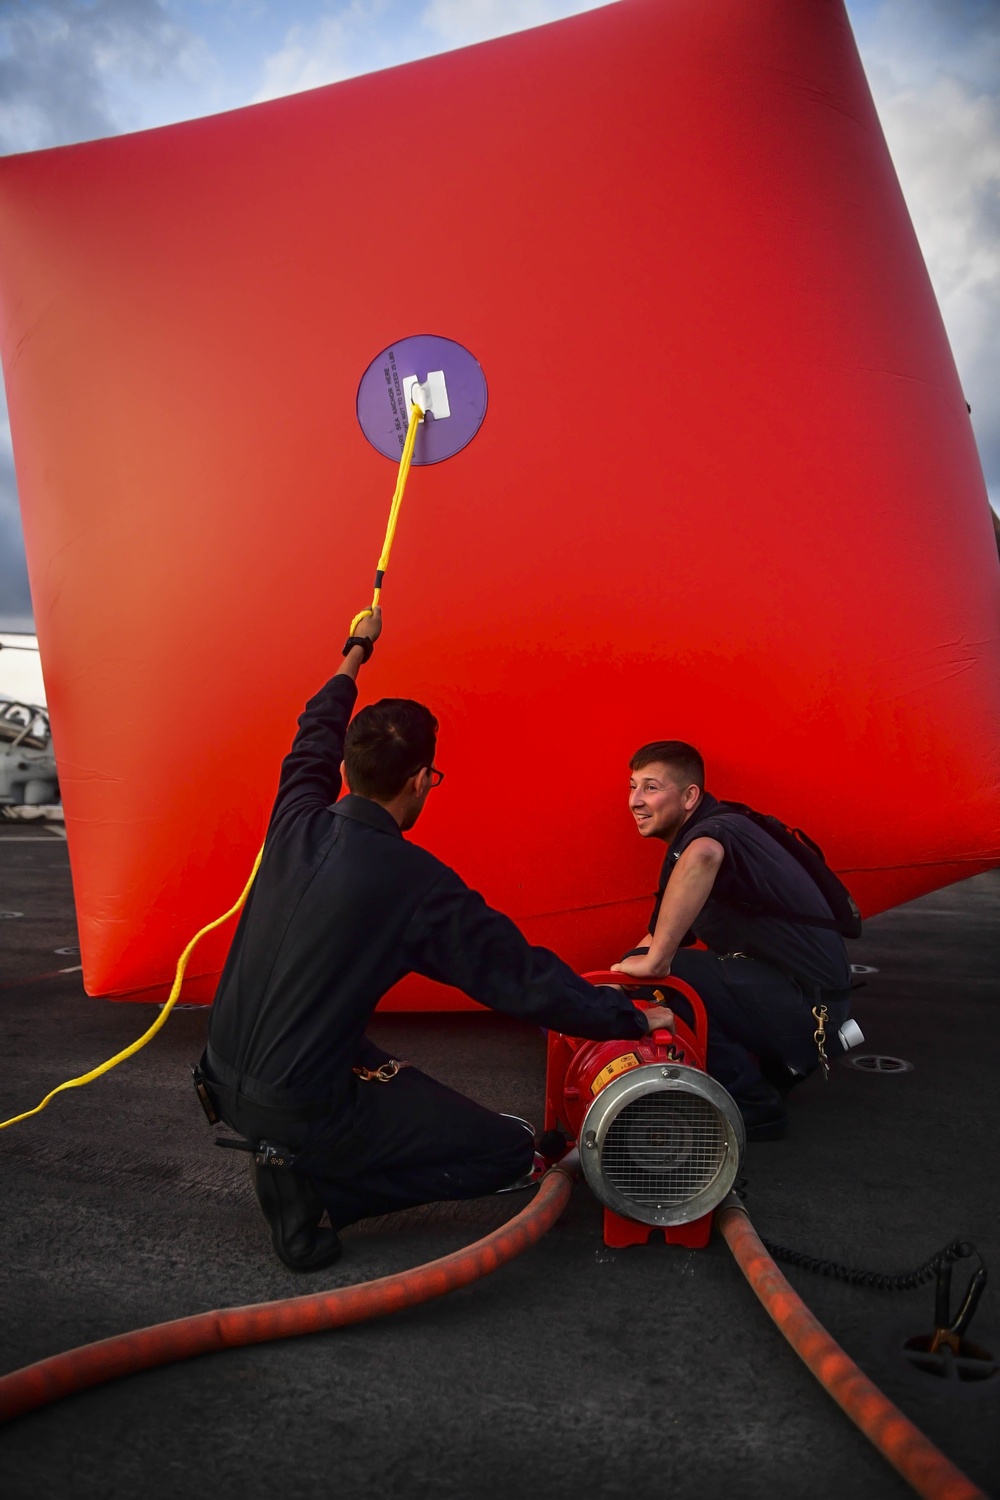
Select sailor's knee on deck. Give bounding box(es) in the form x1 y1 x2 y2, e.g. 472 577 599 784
486 1111 537 1182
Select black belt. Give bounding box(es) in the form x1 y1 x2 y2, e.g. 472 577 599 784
808 985 853 1006
203 1044 337 1121
717 954 851 1006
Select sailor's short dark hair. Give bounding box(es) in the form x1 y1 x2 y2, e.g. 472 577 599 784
629 740 704 790
344 698 438 800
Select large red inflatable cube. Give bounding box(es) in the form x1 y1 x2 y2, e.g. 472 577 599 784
0 0 997 1005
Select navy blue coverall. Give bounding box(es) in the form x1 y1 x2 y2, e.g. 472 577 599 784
202 671 645 1229
644 793 854 1101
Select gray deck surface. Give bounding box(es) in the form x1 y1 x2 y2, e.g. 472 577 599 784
0 823 997 1499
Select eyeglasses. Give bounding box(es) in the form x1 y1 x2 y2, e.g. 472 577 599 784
409 766 445 788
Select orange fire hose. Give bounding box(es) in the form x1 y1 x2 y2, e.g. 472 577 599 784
0 1163 989 1500
0 1158 574 1424
718 1202 988 1500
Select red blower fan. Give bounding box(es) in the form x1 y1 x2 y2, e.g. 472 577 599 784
544 973 745 1249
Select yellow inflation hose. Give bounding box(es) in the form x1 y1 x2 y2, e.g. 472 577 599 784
0 401 425 1131
0 851 263 1131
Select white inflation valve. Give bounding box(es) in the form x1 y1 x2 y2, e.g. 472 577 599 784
402 370 451 421
838 1018 865 1051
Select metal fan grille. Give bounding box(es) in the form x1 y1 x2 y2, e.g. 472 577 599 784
600 1091 727 1206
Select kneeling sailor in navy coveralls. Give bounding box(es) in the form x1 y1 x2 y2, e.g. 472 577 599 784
198 607 660 1270
614 740 856 1140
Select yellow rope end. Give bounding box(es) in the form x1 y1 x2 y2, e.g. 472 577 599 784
0 844 264 1131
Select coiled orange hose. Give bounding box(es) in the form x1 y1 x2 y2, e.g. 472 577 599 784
718 1202 988 1500
0 1159 574 1424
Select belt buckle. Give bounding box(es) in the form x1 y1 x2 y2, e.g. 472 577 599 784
192 1063 219 1125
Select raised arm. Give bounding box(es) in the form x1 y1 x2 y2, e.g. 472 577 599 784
336 606 382 684
269 606 382 827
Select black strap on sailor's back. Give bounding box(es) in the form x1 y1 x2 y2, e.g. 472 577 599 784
677 800 862 938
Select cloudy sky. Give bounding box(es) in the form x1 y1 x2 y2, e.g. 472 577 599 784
0 0 997 629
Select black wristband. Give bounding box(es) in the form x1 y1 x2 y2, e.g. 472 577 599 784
342 635 374 663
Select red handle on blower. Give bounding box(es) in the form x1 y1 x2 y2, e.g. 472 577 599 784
582 970 709 1055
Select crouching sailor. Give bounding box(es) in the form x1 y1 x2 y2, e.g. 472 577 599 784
614 740 859 1140
195 606 660 1271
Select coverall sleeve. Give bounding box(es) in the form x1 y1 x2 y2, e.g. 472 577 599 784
268 673 359 828
407 871 647 1040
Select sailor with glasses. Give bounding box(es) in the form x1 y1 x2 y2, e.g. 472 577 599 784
197 607 657 1270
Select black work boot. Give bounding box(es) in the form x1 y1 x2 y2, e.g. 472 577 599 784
734 1080 788 1142
759 1055 812 1095
250 1148 342 1271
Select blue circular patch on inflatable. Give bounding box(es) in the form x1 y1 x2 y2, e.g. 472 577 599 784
356 334 488 464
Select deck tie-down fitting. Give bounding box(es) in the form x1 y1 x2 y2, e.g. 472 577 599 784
930 1252 988 1354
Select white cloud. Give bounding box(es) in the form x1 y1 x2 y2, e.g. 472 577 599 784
0 446 32 629
0 385 31 626
253 0 616 102
419 0 609 47
253 0 398 101
878 76 1000 454
854 0 1000 93
852 0 1000 499
0 0 213 152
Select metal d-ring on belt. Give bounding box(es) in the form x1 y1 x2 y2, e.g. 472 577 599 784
352 1059 410 1083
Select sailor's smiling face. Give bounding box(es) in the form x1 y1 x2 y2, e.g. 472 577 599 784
628 762 701 842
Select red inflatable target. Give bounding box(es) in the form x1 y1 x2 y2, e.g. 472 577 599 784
0 0 996 1006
